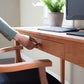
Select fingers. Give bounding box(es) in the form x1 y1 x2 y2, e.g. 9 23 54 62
34 43 41 48
29 36 38 44
18 34 40 50
28 37 41 49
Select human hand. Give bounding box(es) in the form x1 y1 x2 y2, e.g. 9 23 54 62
14 33 39 50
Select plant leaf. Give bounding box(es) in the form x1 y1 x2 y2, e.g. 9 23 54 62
35 0 65 12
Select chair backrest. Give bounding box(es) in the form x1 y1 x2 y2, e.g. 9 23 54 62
14 41 23 63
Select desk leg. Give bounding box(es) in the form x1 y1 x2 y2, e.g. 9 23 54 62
60 58 65 84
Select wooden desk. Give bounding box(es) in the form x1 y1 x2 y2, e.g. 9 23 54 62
14 27 84 84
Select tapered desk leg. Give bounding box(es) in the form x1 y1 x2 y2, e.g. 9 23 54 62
60 58 65 84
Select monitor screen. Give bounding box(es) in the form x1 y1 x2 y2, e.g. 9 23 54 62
66 0 84 20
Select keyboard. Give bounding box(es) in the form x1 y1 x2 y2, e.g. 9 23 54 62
67 32 84 36
38 27 80 33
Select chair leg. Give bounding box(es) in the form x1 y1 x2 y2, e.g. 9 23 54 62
14 41 22 63
38 67 48 84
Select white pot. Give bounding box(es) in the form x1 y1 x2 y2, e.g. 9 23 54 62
48 12 64 27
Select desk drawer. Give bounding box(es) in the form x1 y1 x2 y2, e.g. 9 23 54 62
35 38 64 58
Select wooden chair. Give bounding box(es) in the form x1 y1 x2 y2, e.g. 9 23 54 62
0 40 61 84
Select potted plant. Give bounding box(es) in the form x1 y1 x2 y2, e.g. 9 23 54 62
35 0 65 26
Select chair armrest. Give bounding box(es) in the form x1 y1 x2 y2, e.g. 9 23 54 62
0 59 52 73
0 46 23 53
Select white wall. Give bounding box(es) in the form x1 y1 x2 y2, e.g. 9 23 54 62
0 0 20 58
74 20 84 28
0 0 20 27
20 0 44 26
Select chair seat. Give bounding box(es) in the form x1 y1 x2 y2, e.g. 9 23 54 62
0 68 61 84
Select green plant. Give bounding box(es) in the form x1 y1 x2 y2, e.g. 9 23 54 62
35 0 65 13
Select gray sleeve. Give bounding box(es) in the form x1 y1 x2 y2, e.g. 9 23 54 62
0 18 17 41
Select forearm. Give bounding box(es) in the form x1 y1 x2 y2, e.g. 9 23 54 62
0 18 17 41
0 18 38 50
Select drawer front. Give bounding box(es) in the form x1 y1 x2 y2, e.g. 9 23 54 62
65 43 84 67
35 38 64 58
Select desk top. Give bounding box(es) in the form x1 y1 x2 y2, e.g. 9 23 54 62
14 27 84 44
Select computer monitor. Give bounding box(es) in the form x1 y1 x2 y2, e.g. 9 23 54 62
66 0 84 20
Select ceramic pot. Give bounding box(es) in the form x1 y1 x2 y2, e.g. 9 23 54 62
48 12 64 27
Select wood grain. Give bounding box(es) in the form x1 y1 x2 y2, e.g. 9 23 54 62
0 46 23 53
65 42 84 67
14 27 84 84
35 38 64 58
60 58 65 84
39 67 48 84
0 59 52 73
14 41 22 63
0 39 52 84
14 27 84 67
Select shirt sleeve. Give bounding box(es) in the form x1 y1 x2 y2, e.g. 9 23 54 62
0 18 17 41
